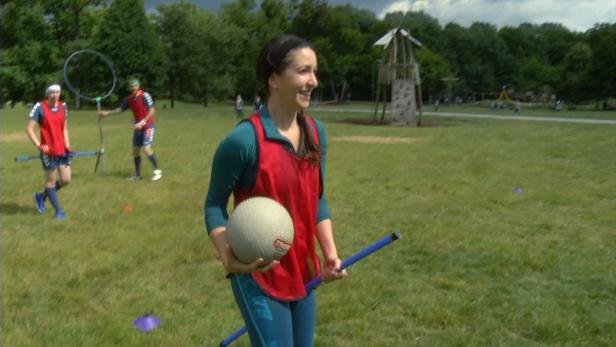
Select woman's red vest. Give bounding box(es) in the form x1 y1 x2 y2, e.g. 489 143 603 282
39 100 66 156
127 90 154 128
233 112 322 300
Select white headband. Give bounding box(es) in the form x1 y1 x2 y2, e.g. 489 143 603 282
46 84 61 94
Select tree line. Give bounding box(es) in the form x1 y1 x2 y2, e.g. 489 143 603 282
1 0 615 107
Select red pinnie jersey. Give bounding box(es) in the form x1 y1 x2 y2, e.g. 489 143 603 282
127 90 154 128
39 100 67 156
234 112 322 300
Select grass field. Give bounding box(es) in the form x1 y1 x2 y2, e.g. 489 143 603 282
311 101 616 121
2 102 616 346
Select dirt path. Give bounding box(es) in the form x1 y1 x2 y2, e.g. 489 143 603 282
311 108 616 125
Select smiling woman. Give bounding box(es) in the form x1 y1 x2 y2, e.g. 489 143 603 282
205 35 346 346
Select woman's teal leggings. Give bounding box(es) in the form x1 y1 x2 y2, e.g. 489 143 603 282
230 273 316 347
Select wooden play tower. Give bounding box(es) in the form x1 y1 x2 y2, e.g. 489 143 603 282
373 28 423 126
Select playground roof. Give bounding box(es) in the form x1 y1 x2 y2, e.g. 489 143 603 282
374 28 423 48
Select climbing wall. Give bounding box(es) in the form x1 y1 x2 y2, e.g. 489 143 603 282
391 79 417 126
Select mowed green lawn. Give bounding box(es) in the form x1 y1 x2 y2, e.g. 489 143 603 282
2 102 615 346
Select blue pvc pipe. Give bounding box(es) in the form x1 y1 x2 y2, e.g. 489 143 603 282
219 231 401 347
14 151 99 162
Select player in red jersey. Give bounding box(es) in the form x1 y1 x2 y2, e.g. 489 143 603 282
205 35 346 346
26 83 72 220
98 78 162 181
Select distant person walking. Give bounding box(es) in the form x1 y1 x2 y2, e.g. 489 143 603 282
98 78 162 181
235 94 244 118
26 83 72 220
253 94 262 112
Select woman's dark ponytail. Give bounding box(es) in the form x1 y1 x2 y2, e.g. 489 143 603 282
297 110 321 166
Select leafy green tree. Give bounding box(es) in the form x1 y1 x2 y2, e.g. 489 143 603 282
94 0 167 98
499 24 541 60
155 2 206 107
536 23 576 65
41 0 105 42
39 0 105 107
0 1 59 103
318 4 366 102
415 48 450 99
517 57 561 94
193 8 245 104
289 0 328 40
561 42 592 103
584 23 616 100
258 0 290 41
156 3 250 105
498 24 540 94
440 23 473 94
219 0 266 100
0 0 611 106
439 22 517 96
466 22 512 94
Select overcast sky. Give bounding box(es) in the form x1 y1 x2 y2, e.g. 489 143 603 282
145 0 616 32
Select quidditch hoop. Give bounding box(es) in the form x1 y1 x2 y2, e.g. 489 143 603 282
63 49 117 101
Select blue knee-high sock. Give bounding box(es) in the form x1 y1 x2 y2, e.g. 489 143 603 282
45 187 62 212
147 154 159 170
134 156 142 176
42 181 63 200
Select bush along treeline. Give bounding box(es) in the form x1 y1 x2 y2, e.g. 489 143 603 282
1 0 615 108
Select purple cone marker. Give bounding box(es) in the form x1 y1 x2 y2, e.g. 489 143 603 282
134 314 161 332
513 187 522 193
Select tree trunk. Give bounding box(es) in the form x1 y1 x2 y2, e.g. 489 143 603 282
169 77 175 109
330 81 338 102
203 85 208 107
338 80 348 103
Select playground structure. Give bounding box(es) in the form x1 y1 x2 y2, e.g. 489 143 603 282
494 84 514 109
372 28 423 126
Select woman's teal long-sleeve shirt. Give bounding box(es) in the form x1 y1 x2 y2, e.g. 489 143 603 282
204 107 330 233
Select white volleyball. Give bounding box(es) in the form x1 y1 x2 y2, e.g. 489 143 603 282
226 197 294 263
